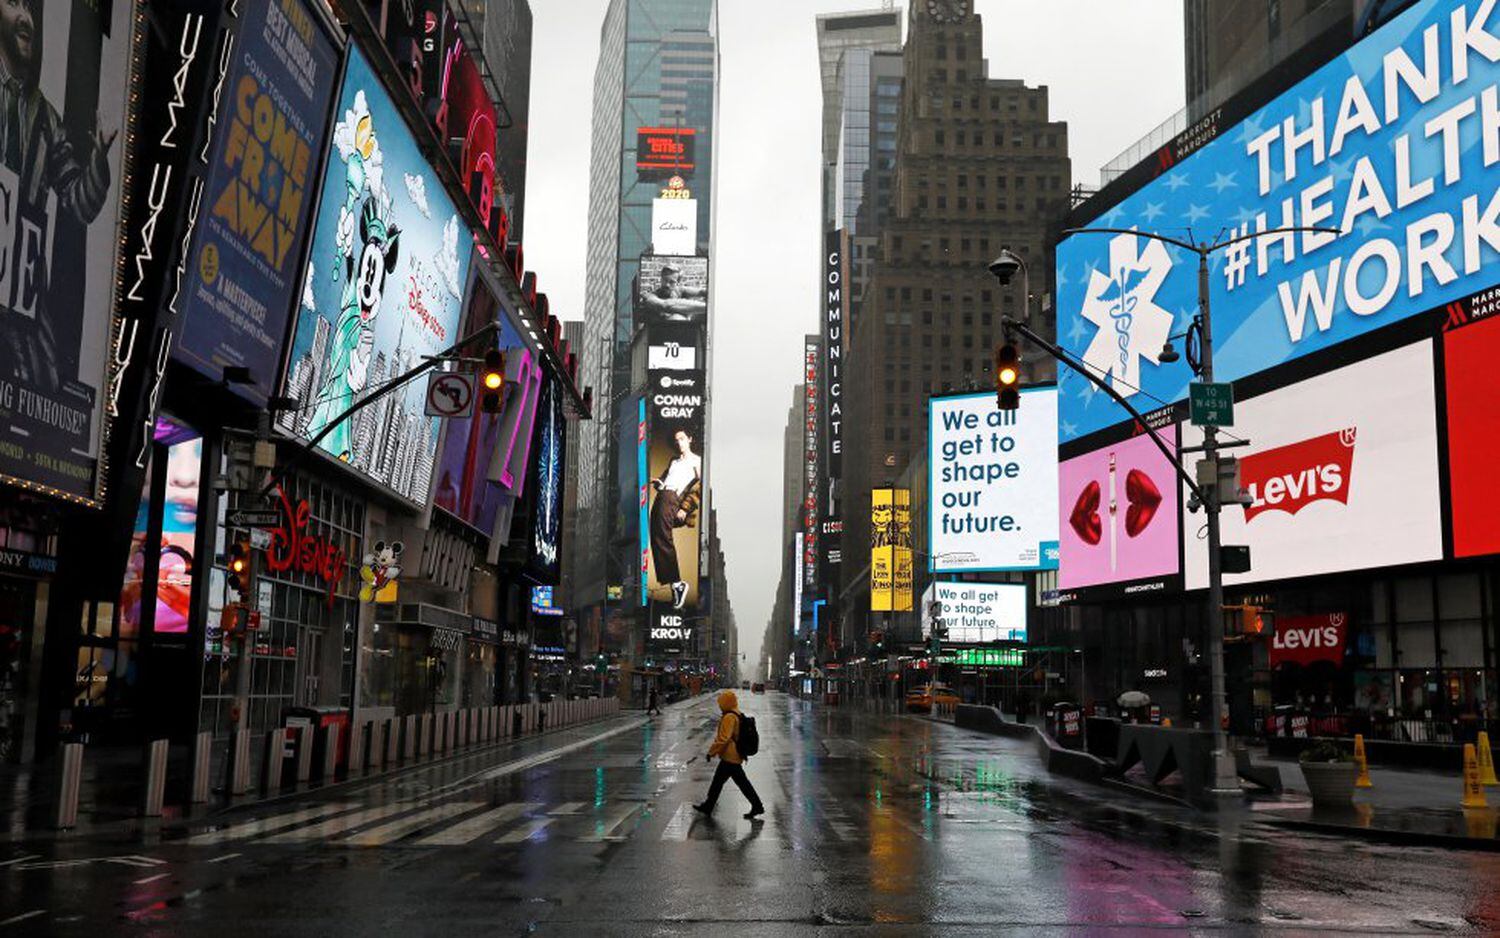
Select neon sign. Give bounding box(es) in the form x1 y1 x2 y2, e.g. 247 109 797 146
265 486 347 606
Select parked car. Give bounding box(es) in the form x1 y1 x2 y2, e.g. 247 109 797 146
906 684 960 713
751 682 766 694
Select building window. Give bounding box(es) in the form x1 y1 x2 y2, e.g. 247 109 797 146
939 237 950 252
957 174 968 188
901 286 913 301
922 288 934 301
958 197 968 211
976 197 986 211
935 129 945 146
937 195 947 209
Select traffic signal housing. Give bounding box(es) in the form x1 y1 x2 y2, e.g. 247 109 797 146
1223 604 1266 641
227 537 252 600
479 349 506 414
995 343 1020 410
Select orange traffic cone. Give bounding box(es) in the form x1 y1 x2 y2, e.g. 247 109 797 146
1478 732 1499 788
1462 743 1489 809
1353 733 1372 789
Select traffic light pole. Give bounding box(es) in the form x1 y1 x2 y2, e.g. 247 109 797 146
1048 223 1339 796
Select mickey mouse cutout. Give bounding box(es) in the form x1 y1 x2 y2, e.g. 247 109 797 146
359 540 403 604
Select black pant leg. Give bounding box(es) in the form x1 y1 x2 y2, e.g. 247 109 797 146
728 762 763 810
702 759 732 808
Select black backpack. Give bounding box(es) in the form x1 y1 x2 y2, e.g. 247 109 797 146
735 712 759 757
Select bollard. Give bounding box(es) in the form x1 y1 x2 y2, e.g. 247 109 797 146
230 729 252 795
538 704 547 734
141 738 169 817
423 714 435 757
512 706 523 738
1462 743 1489 808
55 742 83 830
295 726 314 783
1354 734 1373 788
190 731 212 804
1478 731 1498 787
402 715 417 762
320 724 340 780
445 711 455 751
347 721 364 778
261 728 287 796
384 717 399 767
369 720 385 772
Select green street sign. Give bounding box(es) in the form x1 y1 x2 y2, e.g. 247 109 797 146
1189 381 1235 427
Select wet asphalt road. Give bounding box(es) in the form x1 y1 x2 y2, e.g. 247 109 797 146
3 692 1499 935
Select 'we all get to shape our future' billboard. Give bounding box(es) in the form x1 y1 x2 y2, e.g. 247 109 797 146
1055 0 1500 446
928 389 1059 573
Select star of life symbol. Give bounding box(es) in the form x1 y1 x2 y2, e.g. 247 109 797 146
1080 231 1175 395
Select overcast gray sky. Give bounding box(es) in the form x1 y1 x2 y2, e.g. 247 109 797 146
524 1 1186 673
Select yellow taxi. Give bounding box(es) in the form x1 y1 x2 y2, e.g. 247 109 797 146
905 683 960 713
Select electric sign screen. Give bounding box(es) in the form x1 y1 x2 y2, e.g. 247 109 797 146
1055 0 1500 444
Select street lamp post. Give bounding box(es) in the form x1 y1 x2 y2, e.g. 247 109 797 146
998 223 1339 795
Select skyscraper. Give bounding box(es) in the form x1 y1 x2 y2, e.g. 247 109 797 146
840 0 1070 640
575 0 719 658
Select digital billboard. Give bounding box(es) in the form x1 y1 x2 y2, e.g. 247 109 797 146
870 488 912 612
528 376 566 583
1056 0 1500 444
636 254 708 326
1182 341 1442 589
636 127 696 174
280 45 471 503
929 389 1060 573
652 198 697 255
1059 424 1181 594
0 0 137 501
921 582 1027 644
642 367 705 649
432 272 535 533
803 341 819 597
1442 296 1500 558
822 230 846 578
174 0 340 403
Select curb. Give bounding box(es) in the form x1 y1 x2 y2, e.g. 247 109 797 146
1255 814 1500 853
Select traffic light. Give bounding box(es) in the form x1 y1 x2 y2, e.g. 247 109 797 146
995 343 1020 410
1222 604 1265 640
227 537 252 600
479 349 506 414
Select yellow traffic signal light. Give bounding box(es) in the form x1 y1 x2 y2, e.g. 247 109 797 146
995 343 1020 410
227 538 252 599
479 349 506 414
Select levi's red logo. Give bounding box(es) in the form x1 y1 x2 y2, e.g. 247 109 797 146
1241 428 1355 522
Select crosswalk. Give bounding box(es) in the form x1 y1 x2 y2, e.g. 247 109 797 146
177 793 964 850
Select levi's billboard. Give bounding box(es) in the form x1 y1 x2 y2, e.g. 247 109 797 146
1055 0 1500 444
1183 341 1442 589
1270 613 1349 667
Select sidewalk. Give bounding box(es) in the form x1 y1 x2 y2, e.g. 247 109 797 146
1 701 645 841
1249 753 1500 851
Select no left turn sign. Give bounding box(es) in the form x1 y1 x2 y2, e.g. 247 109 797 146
425 372 476 418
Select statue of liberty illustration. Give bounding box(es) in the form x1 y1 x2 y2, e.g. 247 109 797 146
306 90 401 461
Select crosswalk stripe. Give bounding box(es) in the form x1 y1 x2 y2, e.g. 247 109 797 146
660 803 694 841
495 818 553 844
580 803 642 842
413 802 540 846
262 802 417 843
547 801 586 816
185 802 360 846
342 802 484 847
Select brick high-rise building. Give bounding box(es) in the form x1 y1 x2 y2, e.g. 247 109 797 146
841 0 1070 634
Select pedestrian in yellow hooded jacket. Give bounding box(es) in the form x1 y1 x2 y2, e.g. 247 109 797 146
694 690 764 819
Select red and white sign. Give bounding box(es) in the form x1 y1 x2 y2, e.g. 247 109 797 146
1184 341 1441 588
1270 613 1347 667
1241 428 1355 522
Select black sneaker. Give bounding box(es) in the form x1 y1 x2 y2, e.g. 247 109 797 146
744 806 765 819
692 802 712 815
